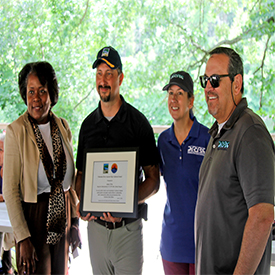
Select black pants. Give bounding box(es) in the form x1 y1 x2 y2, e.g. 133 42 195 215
16 191 71 275
1 249 12 274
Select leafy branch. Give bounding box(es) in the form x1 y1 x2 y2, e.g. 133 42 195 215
191 17 273 82
74 0 89 38
255 35 272 109
73 88 94 110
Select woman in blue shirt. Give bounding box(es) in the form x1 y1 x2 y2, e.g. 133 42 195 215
158 71 210 275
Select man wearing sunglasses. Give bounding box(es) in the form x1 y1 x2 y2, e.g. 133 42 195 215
195 47 275 275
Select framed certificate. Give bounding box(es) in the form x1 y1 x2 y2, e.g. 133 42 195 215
79 147 139 218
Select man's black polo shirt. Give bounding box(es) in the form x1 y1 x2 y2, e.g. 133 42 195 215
76 95 159 172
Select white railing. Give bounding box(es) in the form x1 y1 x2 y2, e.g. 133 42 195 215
0 123 8 130
0 124 170 134
1 123 274 141
153 126 275 141
152 125 169 134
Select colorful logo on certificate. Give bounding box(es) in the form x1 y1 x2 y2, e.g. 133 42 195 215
103 163 109 174
111 163 118 173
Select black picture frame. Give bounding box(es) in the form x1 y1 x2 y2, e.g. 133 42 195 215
79 147 139 218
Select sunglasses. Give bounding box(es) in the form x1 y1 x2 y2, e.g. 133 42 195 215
200 74 231 88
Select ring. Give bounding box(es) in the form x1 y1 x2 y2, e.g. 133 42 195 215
23 262 26 265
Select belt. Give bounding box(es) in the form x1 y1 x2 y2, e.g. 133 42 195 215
94 218 136 230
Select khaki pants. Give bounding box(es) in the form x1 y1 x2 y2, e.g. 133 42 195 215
88 219 143 275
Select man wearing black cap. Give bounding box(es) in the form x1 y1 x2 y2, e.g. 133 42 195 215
75 46 160 275
158 71 210 275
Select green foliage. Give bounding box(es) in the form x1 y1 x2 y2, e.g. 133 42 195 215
0 0 274 156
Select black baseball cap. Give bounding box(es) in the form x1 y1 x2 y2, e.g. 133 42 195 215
162 71 193 94
92 46 122 70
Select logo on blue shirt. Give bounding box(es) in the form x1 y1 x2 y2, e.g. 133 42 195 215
218 141 230 150
187 145 206 156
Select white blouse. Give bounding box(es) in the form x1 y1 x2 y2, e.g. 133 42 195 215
37 122 74 195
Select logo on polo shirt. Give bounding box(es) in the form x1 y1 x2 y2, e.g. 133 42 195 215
218 140 230 150
187 145 206 156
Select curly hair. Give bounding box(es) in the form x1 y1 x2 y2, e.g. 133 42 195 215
18 61 59 106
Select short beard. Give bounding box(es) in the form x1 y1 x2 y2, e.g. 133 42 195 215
98 85 111 102
100 94 111 102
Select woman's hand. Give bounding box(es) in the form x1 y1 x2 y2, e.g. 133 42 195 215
70 224 82 252
19 238 38 275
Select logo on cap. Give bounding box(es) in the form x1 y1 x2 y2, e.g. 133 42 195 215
171 73 184 80
102 48 110 57
93 46 122 70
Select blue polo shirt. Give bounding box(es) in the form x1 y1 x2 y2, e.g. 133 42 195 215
158 117 210 263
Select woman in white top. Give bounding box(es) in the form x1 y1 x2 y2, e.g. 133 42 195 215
3 61 79 275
